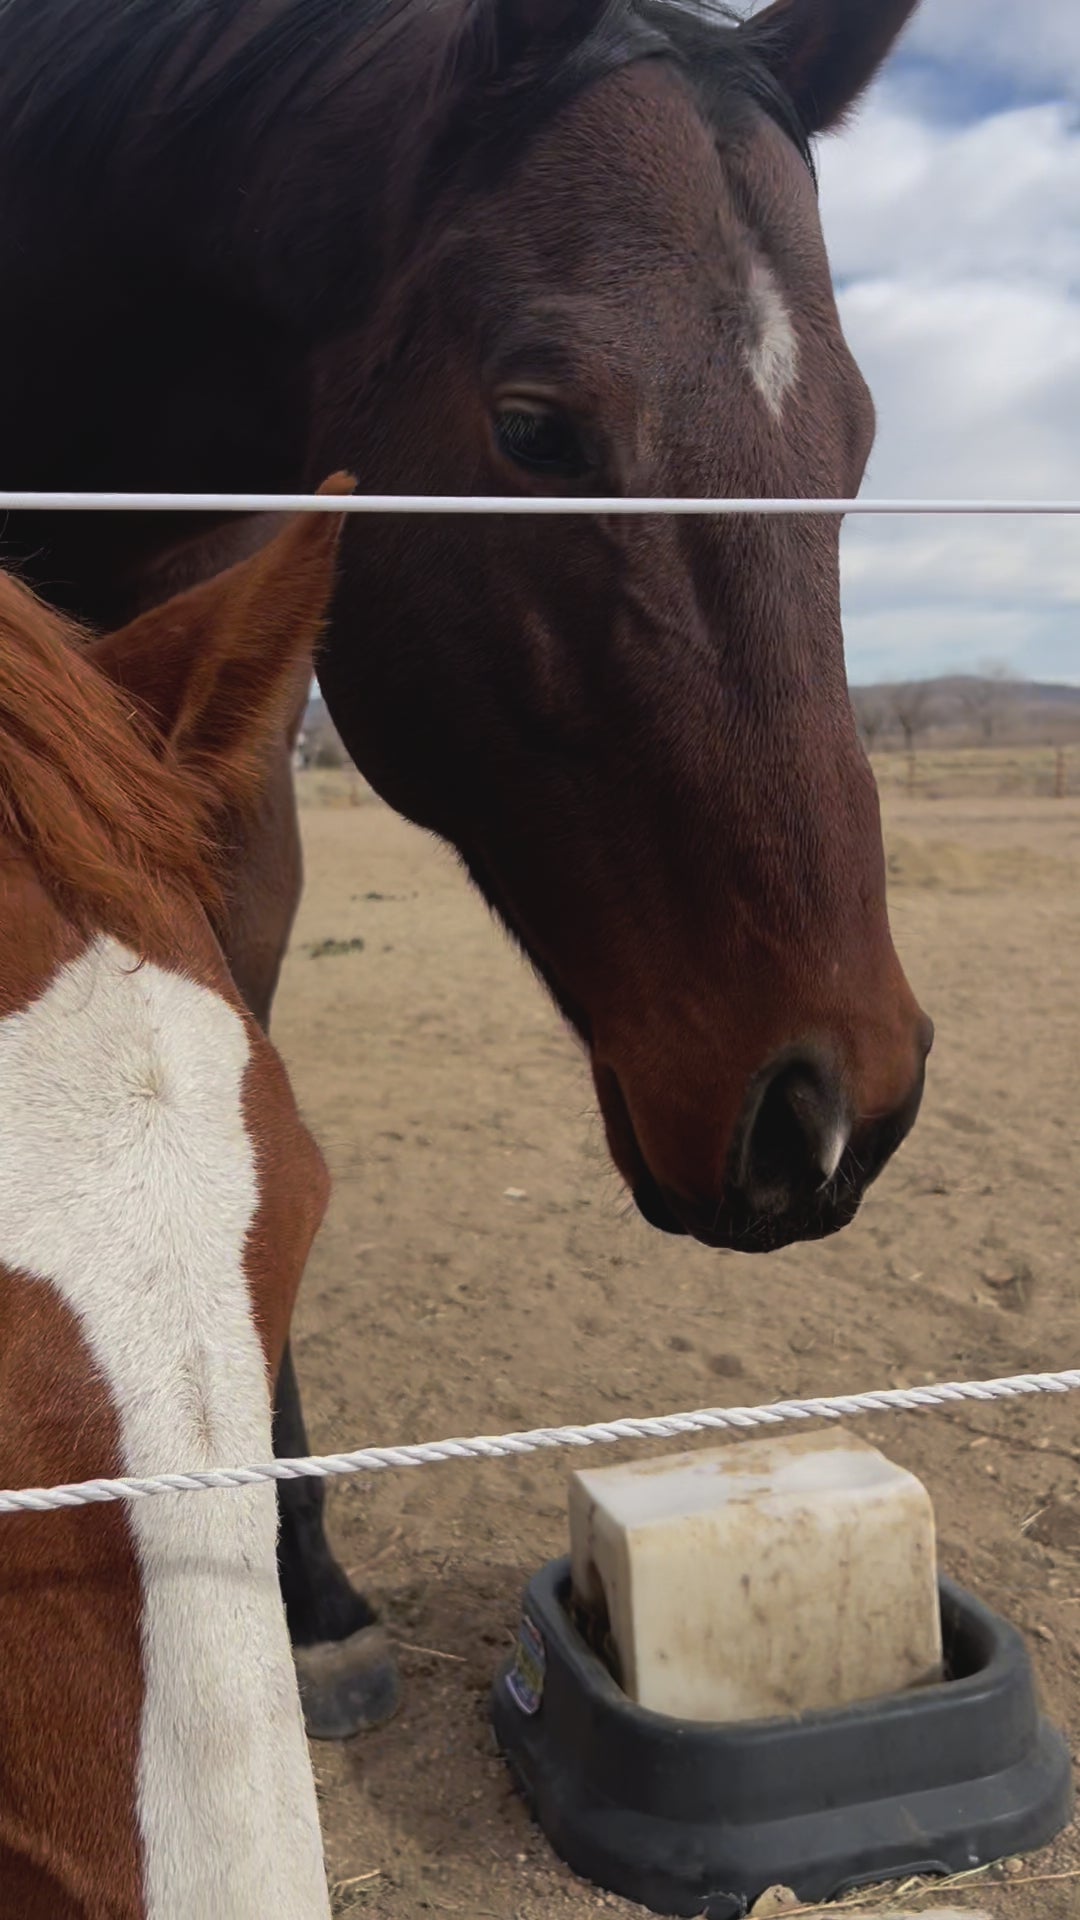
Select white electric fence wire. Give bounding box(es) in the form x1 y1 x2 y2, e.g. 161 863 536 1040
1 491 1080 516
1 1369 1077 1514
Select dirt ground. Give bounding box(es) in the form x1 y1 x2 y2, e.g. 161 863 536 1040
272 764 1080 1920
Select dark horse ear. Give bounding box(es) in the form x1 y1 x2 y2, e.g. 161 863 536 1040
742 0 921 134
494 0 611 68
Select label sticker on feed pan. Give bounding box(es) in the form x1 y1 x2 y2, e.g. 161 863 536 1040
507 1612 546 1715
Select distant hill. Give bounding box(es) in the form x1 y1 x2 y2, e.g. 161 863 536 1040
302 677 1080 767
849 675 1080 748
850 674 1080 710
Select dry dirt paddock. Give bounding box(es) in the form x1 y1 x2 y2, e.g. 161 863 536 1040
272 760 1080 1920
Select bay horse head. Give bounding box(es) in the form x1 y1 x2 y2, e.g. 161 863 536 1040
309 0 931 1251
0 486 351 1914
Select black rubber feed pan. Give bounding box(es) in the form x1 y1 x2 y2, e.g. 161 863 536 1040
492 1557 1073 1919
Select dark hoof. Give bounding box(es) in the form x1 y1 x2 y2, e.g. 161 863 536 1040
295 1623 400 1740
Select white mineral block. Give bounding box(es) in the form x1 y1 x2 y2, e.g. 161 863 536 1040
568 1428 942 1722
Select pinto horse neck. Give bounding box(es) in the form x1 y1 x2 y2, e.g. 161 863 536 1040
0 504 347 1918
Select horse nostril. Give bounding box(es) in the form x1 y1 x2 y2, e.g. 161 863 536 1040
739 1056 850 1214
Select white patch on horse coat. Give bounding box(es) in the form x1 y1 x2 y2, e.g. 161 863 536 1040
0 935 329 1920
818 1124 848 1186
746 261 799 418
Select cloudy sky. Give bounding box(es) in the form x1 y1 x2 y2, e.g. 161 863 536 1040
807 0 1080 685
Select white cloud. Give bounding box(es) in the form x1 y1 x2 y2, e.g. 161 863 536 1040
902 0 1080 101
838 598 1077 686
821 101 1080 293
841 276 1080 497
811 19 1080 684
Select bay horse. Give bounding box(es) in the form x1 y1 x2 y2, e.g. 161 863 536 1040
0 0 932 1736
0 489 351 1917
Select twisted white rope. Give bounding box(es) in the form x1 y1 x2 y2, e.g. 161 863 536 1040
1 1369 1077 1514
0 491 1079 516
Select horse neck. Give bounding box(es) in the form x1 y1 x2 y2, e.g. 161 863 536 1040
0 3 454 605
15 2 459 339
219 28 451 338
0 895 330 1916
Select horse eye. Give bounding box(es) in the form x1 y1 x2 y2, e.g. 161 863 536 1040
494 402 590 479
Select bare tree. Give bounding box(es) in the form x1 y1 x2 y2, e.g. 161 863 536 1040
298 706 350 769
851 691 891 753
958 660 1017 746
887 681 937 754
886 682 938 794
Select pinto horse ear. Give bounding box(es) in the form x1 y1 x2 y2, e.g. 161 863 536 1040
88 474 353 816
493 0 610 67
743 0 921 134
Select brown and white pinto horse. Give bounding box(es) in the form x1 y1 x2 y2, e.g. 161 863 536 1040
0 485 352 1918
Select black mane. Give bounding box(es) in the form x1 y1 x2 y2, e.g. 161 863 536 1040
0 0 814 196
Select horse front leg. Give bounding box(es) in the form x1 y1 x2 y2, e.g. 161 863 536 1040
273 1343 400 1737
225 734 400 1738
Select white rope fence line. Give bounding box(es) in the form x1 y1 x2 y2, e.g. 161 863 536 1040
1 491 1080 516
2 1368 1077 1514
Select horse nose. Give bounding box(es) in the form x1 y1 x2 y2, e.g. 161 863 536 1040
737 1053 852 1217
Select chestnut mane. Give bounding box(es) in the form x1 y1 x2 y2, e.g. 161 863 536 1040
0 571 220 945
